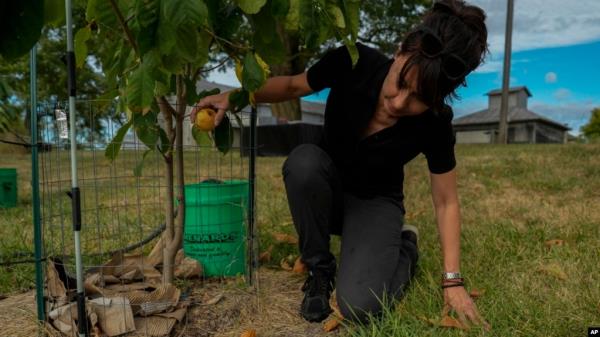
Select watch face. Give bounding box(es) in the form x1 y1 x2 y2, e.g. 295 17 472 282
443 272 461 279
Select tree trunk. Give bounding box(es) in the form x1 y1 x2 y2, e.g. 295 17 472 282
162 153 175 283
269 26 310 121
172 76 186 268
162 76 186 284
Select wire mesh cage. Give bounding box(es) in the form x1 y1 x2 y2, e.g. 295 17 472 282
37 99 258 336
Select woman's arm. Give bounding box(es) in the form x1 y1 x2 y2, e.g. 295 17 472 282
192 72 314 126
254 72 314 103
430 168 461 273
430 169 490 330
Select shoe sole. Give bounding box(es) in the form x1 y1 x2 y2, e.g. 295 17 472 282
302 308 332 323
401 224 419 242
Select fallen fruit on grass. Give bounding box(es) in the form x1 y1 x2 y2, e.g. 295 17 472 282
323 318 340 332
537 263 567 280
258 245 274 263
469 288 485 298
272 233 298 245
280 255 296 271
544 239 565 248
292 257 307 274
194 108 216 131
440 315 470 330
240 329 256 337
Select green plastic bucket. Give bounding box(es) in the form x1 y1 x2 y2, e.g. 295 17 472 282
183 179 249 277
0 168 17 208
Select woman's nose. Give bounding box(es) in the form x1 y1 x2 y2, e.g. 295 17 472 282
391 92 408 111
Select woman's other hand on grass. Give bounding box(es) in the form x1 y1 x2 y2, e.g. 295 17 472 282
443 286 491 331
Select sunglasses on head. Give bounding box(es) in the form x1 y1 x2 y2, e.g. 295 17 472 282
407 27 470 81
432 1 456 15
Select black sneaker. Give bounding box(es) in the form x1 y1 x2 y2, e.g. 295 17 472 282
300 268 335 322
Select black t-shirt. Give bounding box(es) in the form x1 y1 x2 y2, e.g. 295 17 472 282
306 42 456 212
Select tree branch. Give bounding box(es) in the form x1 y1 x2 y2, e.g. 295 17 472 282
157 96 176 144
203 28 250 53
108 0 139 56
197 57 230 75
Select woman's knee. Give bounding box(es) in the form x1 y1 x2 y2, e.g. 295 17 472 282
336 287 386 324
282 144 327 184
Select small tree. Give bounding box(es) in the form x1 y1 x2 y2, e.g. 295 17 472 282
581 107 600 140
81 0 360 283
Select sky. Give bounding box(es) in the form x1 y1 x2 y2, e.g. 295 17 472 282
207 0 600 133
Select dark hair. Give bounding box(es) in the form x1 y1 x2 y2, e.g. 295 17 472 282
395 0 489 114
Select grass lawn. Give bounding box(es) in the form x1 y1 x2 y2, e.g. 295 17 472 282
1 143 599 337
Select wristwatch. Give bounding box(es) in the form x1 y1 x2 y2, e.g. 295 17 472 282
442 272 462 280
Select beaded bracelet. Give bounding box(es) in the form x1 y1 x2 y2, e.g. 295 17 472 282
441 282 465 289
441 277 464 283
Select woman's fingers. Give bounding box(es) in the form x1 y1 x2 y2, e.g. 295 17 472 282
464 304 491 331
214 109 226 127
456 310 471 329
190 97 215 123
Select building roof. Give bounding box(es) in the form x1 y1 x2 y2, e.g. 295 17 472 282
453 106 570 130
486 86 532 97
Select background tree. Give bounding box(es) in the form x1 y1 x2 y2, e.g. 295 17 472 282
0 0 57 133
581 107 600 140
245 0 430 121
0 0 108 143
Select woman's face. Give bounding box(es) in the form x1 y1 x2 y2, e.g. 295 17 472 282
380 53 430 117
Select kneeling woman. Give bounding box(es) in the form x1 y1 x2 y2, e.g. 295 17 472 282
193 0 491 329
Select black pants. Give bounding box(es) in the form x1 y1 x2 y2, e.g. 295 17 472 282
282 144 419 323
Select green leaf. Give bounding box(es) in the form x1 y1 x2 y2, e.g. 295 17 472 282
131 0 160 56
252 2 286 64
86 0 120 28
192 125 211 147
153 66 172 96
44 0 65 26
161 0 208 27
254 31 286 65
158 127 171 154
193 29 212 67
104 39 134 88
344 39 359 67
299 0 325 49
155 0 207 61
105 119 133 161
132 110 159 148
212 114 233 155
74 26 92 68
133 149 154 177
236 0 267 14
284 0 300 31
185 77 199 106
200 88 221 99
174 25 199 62
0 0 44 60
271 0 290 17
241 52 266 92
162 53 185 74
127 62 155 114
341 0 359 40
210 5 244 41
253 2 276 43
156 21 177 55
229 89 250 113
327 4 345 28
